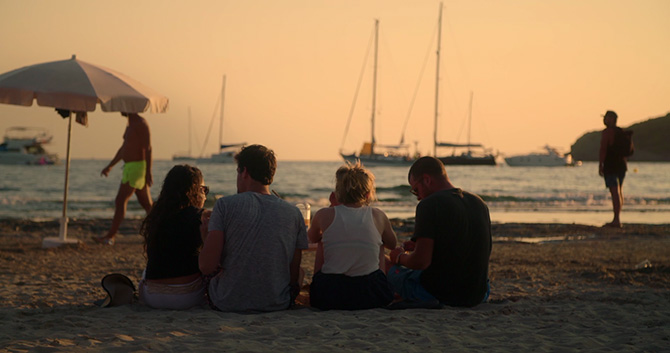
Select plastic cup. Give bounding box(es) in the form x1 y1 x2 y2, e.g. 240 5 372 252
296 202 311 228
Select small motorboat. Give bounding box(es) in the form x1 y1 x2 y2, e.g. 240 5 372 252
0 127 59 165
504 145 579 167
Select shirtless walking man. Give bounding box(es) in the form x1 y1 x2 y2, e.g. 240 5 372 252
94 113 153 245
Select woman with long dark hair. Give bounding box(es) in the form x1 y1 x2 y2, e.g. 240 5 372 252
139 164 210 309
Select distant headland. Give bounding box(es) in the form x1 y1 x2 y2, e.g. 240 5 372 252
571 113 670 162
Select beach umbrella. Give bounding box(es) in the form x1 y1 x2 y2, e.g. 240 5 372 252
0 55 169 247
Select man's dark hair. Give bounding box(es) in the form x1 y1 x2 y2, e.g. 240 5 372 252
604 110 618 123
408 156 447 182
235 144 276 185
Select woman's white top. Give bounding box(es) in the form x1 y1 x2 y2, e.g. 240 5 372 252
321 205 382 277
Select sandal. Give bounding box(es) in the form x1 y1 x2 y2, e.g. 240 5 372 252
92 236 115 245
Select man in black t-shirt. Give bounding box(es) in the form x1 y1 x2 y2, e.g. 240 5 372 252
387 157 491 307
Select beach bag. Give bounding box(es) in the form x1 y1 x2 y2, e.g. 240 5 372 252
613 128 634 157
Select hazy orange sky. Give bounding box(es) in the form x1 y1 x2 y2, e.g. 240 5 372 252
1 0 668 161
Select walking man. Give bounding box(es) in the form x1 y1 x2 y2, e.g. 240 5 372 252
95 112 153 245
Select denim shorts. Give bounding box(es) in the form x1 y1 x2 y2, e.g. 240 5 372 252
387 265 491 305
386 265 438 302
604 172 625 188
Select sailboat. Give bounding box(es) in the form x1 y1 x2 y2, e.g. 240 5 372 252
172 106 196 161
197 75 245 164
432 3 497 166
436 92 497 165
339 20 414 167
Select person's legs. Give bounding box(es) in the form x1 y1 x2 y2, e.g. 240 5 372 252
609 185 622 226
139 278 206 310
102 183 136 240
386 265 436 302
604 173 624 227
135 184 153 214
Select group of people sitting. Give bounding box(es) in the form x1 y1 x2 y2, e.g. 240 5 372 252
138 144 492 312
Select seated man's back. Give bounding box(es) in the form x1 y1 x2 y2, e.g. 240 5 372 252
417 188 491 307
208 192 307 312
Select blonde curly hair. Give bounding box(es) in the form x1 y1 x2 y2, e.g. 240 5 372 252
334 161 376 205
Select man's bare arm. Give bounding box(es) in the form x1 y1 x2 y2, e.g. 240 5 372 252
199 230 224 275
101 146 124 177
289 248 302 303
390 237 434 270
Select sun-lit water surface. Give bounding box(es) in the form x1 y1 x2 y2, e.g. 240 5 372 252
1 160 668 226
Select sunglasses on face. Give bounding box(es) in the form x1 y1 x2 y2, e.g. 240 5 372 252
201 185 210 196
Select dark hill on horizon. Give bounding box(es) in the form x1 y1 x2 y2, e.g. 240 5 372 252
570 113 670 162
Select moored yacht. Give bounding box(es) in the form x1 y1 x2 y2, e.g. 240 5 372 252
504 145 579 167
0 127 58 165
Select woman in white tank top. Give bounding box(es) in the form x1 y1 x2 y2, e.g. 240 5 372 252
307 162 397 310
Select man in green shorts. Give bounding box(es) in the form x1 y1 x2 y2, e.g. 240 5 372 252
94 113 153 245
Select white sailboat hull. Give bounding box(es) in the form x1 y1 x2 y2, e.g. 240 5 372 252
504 155 570 167
197 151 236 164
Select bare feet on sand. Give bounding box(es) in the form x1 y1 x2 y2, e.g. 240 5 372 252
602 222 622 228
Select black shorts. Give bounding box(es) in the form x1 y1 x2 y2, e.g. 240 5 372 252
604 172 626 188
310 269 394 310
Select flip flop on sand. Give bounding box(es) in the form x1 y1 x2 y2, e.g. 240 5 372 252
91 236 115 245
94 273 136 307
602 222 623 228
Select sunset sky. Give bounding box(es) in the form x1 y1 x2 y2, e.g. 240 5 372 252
1 0 668 161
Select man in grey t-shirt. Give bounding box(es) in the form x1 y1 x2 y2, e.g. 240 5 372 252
199 145 308 312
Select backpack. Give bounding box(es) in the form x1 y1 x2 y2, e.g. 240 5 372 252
613 128 634 157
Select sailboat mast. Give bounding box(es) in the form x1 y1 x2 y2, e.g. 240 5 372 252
188 106 192 157
219 75 226 153
467 91 473 154
433 2 443 157
370 19 379 155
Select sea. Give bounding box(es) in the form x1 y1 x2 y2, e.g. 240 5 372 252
1 160 669 226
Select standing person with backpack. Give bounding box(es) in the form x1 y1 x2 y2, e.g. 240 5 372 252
599 110 633 228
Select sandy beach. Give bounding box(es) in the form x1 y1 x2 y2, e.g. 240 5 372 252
1 218 669 352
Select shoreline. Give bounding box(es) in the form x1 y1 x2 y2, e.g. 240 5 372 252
1 218 669 351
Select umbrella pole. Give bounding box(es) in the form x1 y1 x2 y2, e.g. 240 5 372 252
59 114 73 241
44 113 78 248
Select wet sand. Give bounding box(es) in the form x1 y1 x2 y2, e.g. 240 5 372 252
1 218 669 351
